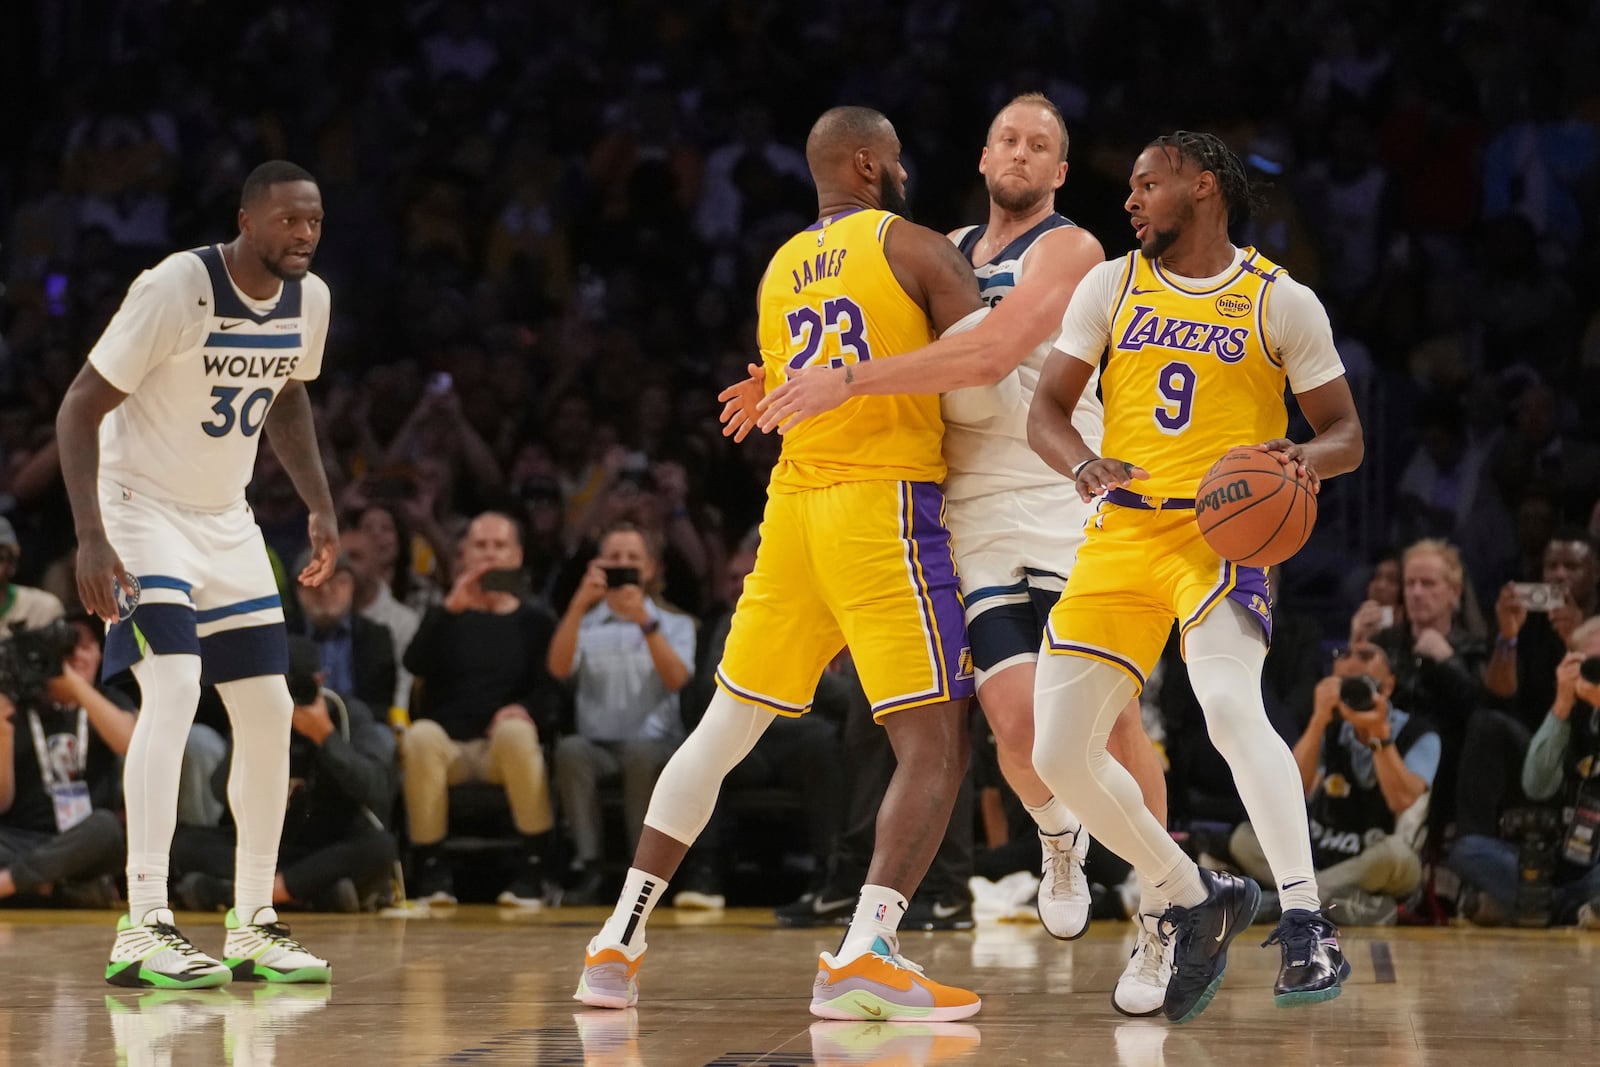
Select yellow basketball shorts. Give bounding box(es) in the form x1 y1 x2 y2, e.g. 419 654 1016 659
1044 502 1272 691
716 480 974 718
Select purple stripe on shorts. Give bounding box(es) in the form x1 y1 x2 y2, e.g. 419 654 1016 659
906 482 976 700
1226 564 1274 644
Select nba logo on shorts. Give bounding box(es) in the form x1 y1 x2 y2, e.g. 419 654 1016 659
874 903 887 922
114 575 142 622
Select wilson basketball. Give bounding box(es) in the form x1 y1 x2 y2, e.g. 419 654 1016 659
1194 447 1317 567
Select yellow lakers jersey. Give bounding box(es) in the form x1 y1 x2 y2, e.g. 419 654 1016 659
758 209 943 492
1100 248 1289 499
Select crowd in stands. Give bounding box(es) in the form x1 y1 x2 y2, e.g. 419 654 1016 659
3 0 1600 927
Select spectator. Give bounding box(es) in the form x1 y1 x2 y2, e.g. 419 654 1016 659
0 517 64 631
341 527 420 715
0 615 132 907
1483 530 1598 728
173 637 399 913
1448 617 1600 926
1368 538 1488 839
548 523 695 904
1230 640 1438 925
1347 551 1405 641
401 511 561 909
292 548 397 714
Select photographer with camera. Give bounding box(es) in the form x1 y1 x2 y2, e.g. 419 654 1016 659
549 522 695 905
400 511 562 908
172 636 399 912
1454 532 1598 845
1448 617 1600 926
1229 640 1439 925
0 616 134 907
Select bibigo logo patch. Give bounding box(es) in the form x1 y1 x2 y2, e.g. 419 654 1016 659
1215 293 1253 318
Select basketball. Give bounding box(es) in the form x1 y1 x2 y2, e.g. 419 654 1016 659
1194 447 1317 567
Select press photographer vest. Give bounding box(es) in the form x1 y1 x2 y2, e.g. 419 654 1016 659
1308 713 1432 869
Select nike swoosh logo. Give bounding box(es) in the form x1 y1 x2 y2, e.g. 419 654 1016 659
219 320 246 330
931 902 966 919
860 1004 882 1017
815 898 853 913
197 298 207 306
1131 286 1159 295
1215 915 1228 943
1281 880 1310 891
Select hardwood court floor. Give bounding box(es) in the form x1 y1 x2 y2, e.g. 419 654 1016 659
3 905 1597 1065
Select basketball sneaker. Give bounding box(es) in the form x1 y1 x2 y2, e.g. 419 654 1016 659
776 887 856 928
1037 826 1092 939
903 891 974 931
106 908 232 989
1161 868 1260 1023
810 935 981 1022
575 939 645 1009
222 907 332 983
1112 913 1174 1017
1262 908 1349 1006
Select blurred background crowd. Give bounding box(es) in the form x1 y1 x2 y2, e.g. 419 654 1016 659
2 0 1600 928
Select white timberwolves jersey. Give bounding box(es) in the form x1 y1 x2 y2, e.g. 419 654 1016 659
941 215 1103 503
89 245 330 511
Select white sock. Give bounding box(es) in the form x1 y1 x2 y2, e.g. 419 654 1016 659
1185 604 1320 914
837 884 907 961
598 868 668 952
125 655 204 920
1025 796 1078 838
1139 874 1166 915
216 675 293 921
1157 865 1208 909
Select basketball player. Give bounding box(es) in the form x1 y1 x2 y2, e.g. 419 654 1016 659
576 106 985 1022
751 94 1174 1015
1026 132 1364 1022
56 161 336 988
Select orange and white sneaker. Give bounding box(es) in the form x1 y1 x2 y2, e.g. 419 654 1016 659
574 939 644 1009
810 936 981 1022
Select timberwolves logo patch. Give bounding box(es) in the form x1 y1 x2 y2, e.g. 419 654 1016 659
114 575 142 622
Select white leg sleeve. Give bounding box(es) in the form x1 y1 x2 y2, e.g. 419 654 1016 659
215 674 294 919
642 690 776 844
1033 653 1197 892
1185 601 1318 910
125 655 204 918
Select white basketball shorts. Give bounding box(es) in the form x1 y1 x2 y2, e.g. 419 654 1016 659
99 481 287 683
945 483 1092 683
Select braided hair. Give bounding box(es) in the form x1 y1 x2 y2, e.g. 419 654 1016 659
1146 131 1265 227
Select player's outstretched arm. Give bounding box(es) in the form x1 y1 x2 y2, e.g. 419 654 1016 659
1028 351 1148 503
265 380 339 587
56 365 134 622
1256 376 1363 495
757 221 984 432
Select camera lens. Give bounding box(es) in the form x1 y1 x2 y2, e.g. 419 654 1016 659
1339 675 1379 711
1581 655 1600 685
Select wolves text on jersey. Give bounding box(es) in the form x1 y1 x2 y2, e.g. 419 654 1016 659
202 354 301 379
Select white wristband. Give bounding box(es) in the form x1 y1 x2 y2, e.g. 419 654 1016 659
1071 458 1097 479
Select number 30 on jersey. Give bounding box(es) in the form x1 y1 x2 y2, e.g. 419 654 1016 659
202 385 275 437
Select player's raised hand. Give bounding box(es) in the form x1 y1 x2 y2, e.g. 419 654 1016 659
298 511 340 587
757 364 850 433
717 363 768 443
1072 458 1150 503
77 533 133 624
1255 438 1319 494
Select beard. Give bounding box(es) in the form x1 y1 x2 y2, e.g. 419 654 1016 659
1139 226 1179 260
1138 199 1193 260
879 171 912 220
262 250 311 280
985 172 1048 215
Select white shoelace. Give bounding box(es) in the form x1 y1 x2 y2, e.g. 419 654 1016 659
1041 832 1087 901
1132 924 1171 985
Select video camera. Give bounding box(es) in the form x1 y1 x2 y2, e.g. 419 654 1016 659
0 618 79 705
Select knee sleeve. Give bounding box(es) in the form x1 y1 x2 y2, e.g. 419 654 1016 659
643 690 776 844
